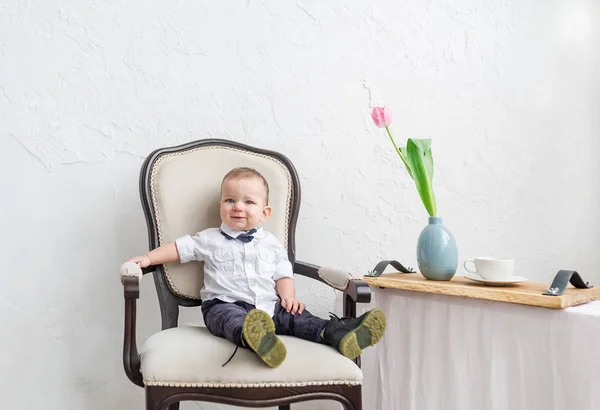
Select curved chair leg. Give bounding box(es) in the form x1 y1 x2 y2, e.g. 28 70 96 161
344 387 362 410
146 388 160 410
146 387 177 410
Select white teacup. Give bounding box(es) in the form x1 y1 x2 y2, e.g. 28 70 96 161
463 257 514 280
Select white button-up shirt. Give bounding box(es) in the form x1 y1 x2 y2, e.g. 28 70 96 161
175 223 294 317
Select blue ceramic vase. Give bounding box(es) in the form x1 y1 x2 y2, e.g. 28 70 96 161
416 216 458 281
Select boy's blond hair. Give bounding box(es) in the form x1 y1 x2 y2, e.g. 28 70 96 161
221 167 270 205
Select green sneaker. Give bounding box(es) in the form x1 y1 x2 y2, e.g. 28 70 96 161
242 309 287 368
322 308 387 360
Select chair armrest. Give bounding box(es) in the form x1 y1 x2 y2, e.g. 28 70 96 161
121 265 144 387
294 261 371 304
295 261 371 368
120 261 158 283
318 266 361 291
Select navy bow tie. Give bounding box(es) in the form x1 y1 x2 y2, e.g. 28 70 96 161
220 228 257 243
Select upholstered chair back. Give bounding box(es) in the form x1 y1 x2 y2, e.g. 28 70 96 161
140 140 299 301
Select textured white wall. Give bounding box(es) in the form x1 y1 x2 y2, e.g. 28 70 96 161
1 0 598 409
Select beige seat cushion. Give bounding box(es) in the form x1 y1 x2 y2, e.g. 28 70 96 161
140 326 363 387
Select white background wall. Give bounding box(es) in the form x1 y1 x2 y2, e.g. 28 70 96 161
1 0 598 409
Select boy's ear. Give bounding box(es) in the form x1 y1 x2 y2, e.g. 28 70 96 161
261 206 272 221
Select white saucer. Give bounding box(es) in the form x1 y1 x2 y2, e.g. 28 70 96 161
464 273 528 286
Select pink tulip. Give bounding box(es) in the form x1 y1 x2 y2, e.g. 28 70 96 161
371 106 392 128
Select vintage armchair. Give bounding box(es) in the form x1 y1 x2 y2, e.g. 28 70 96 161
120 139 373 410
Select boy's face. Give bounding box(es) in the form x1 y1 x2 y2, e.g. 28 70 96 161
219 177 271 231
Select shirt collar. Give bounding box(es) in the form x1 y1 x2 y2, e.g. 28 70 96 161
220 222 265 239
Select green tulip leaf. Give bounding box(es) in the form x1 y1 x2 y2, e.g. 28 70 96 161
406 138 437 216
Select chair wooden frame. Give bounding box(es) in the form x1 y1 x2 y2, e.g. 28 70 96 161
121 139 372 410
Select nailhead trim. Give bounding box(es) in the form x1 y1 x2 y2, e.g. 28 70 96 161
149 145 293 299
143 380 362 388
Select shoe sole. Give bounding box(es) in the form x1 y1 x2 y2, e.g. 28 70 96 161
242 309 287 368
339 308 386 360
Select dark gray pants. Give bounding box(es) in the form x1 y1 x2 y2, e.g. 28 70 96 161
201 299 329 346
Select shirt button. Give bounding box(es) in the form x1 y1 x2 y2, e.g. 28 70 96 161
250 280 257 287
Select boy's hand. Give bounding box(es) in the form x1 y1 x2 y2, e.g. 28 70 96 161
127 255 151 268
281 298 305 315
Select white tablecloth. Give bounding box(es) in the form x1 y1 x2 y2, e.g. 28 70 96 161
357 288 600 410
